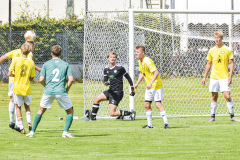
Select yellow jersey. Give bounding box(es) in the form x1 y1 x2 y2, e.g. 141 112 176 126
9 57 35 96
138 57 163 90
207 45 233 79
6 49 33 82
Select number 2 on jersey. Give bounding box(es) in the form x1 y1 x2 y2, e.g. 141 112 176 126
52 68 60 82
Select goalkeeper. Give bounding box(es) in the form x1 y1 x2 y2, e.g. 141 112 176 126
86 52 136 120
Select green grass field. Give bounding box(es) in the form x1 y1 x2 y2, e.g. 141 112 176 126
0 82 240 160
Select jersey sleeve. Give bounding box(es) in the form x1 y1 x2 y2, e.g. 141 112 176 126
121 66 127 75
207 51 212 61
40 64 46 77
67 64 73 76
6 50 16 59
30 61 36 78
103 68 108 82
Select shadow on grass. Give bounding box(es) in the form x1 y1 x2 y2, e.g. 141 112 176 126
74 134 110 137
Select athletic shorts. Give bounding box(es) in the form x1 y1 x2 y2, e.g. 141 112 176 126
40 94 73 110
8 81 14 97
13 94 32 106
209 79 230 93
103 90 124 106
145 88 163 102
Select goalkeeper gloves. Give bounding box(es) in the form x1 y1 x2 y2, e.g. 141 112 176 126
130 87 135 96
104 81 110 86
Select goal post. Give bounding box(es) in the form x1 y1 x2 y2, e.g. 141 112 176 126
84 9 240 118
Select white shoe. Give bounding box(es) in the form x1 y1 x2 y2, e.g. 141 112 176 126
62 132 74 138
26 131 34 137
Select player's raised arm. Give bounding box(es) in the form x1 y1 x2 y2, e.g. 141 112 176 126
0 54 9 64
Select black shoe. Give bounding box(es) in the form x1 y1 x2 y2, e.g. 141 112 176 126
14 125 21 132
130 111 136 121
85 109 92 120
9 122 15 129
91 115 96 121
164 124 170 129
142 125 153 128
116 115 124 120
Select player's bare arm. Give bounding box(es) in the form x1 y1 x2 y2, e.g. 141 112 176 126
39 76 46 87
35 65 41 72
228 59 234 85
66 75 74 93
202 61 212 86
0 54 9 64
8 71 14 77
147 70 159 90
134 72 144 89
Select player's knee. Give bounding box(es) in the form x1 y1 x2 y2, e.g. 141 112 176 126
94 96 101 103
224 96 231 102
37 107 46 115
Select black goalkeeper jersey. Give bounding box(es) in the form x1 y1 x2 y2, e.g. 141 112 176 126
104 65 128 91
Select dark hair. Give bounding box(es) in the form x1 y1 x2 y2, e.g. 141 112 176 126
51 45 62 57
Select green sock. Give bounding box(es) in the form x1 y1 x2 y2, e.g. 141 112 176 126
32 113 42 132
64 114 73 132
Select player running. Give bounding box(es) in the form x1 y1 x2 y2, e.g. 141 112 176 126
202 31 240 122
134 46 170 129
26 45 74 138
85 52 136 121
8 42 36 134
0 35 41 130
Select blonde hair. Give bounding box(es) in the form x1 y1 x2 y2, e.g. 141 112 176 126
21 42 32 55
214 31 223 38
135 46 145 52
107 52 117 58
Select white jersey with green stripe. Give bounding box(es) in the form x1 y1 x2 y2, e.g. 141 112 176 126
40 58 73 95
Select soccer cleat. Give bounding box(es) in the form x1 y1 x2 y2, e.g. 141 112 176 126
164 124 170 129
62 132 74 138
130 111 136 121
208 117 215 122
231 117 240 122
85 109 92 120
9 122 15 129
116 115 124 120
142 125 153 128
27 123 32 132
20 129 26 134
26 131 34 137
14 125 21 132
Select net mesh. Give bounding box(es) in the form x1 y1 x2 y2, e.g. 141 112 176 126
84 11 240 117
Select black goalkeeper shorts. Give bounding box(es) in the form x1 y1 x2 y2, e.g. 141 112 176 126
103 90 124 106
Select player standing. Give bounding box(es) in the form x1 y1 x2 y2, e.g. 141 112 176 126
0 35 41 130
134 46 170 129
86 52 136 120
202 31 240 122
8 43 36 134
26 45 74 138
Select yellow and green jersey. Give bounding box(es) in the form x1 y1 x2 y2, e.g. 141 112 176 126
207 45 233 79
9 57 35 96
138 57 163 90
6 49 33 82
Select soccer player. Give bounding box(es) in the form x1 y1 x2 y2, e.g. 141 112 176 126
26 45 74 138
134 46 170 129
0 41 41 130
202 31 240 122
86 52 136 121
8 42 36 134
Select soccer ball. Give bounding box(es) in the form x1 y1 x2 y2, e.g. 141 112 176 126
24 30 36 42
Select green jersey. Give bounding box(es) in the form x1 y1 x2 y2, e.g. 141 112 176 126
40 58 73 95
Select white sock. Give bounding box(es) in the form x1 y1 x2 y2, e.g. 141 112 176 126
17 118 24 130
9 101 15 123
26 111 31 124
210 102 217 115
146 111 153 127
227 101 234 115
160 110 168 124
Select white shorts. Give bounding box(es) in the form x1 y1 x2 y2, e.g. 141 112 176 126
13 94 32 106
209 79 230 93
40 94 73 110
8 81 14 97
145 88 163 102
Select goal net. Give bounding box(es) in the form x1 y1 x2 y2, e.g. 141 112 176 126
84 10 240 118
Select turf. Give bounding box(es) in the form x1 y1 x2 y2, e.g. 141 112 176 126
0 82 240 160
